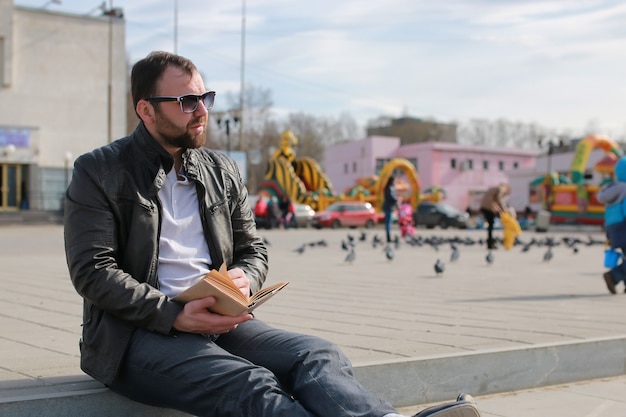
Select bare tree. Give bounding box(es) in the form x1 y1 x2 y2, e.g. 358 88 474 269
279 112 361 163
458 118 560 150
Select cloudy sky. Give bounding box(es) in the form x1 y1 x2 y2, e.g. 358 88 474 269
18 0 626 137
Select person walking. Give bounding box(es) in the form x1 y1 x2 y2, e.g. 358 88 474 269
64 51 480 417
278 194 292 229
597 156 626 294
479 183 511 249
383 176 399 243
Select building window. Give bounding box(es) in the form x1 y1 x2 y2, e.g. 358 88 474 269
344 163 348 174
483 160 489 170
352 162 357 173
498 161 504 171
467 159 473 170
450 158 457 169
375 158 389 174
513 161 519 169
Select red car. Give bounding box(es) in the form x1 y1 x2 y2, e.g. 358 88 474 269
312 201 380 229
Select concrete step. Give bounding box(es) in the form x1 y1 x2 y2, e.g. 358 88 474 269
2 336 625 416
0 210 63 225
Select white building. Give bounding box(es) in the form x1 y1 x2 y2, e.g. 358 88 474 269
0 0 126 211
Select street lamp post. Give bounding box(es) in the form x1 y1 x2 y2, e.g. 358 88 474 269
238 0 246 151
174 0 178 54
64 152 73 189
216 115 239 156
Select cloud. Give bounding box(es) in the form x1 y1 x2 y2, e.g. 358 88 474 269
14 0 626 136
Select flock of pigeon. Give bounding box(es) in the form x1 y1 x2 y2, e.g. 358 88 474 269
285 231 607 277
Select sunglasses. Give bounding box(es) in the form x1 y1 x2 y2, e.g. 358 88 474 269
147 91 216 113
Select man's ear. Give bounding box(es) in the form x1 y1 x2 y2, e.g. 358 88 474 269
136 99 155 125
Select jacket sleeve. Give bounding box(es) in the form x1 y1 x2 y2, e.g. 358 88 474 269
64 153 182 335
597 182 626 205
204 151 269 295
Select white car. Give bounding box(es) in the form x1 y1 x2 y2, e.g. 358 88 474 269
292 204 315 228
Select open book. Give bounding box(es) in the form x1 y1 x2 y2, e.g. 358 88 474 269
173 263 289 316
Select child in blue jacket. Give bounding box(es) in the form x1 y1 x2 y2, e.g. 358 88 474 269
597 156 626 294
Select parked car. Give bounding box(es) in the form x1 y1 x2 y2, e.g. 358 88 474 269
312 201 379 229
413 201 469 229
251 196 315 229
293 203 315 228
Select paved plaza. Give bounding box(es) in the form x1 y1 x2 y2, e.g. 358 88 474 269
1 223 626 416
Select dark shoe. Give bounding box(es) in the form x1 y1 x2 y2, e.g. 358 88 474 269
603 271 617 294
412 393 480 417
456 393 475 403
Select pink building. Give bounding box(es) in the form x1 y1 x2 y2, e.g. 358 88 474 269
323 136 538 211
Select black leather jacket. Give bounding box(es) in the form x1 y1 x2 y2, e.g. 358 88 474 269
64 122 268 385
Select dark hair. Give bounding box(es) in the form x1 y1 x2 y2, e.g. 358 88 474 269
130 51 198 112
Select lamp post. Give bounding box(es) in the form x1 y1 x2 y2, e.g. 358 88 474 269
238 0 246 151
106 0 113 144
64 152 73 188
216 115 239 156
174 0 178 54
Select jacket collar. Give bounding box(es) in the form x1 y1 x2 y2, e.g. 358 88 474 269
133 121 205 185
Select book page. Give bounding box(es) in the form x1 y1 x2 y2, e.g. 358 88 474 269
173 263 289 316
247 281 290 312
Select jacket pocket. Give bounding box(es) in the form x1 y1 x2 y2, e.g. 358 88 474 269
208 198 228 215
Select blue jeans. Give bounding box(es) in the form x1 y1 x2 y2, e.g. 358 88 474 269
607 223 626 284
384 210 393 242
109 319 396 417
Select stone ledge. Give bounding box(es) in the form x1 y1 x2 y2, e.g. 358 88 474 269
2 336 625 416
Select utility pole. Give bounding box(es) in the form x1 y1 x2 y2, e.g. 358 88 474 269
238 0 246 151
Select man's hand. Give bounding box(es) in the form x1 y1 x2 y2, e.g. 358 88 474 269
227 267 251 297
172 297 252 334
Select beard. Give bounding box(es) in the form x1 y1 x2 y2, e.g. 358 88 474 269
154 107 207 150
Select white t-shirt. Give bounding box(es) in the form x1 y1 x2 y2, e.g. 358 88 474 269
157 167 212 298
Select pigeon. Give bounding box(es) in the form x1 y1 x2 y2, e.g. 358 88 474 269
434 259 445 276
384 245 394 262
425 238 439 252
521 243 531 253
485 250 494 265
393 235 401 250
450 243 459 263
359 231 367 242
294 244 306 255
572 246 579 254
316 239 328 247
341 240 350 251
543 247 553 262
372 235 383 249
344 248 356 264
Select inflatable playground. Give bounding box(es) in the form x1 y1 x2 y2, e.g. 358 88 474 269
533 134 622 225
256 130 444 214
